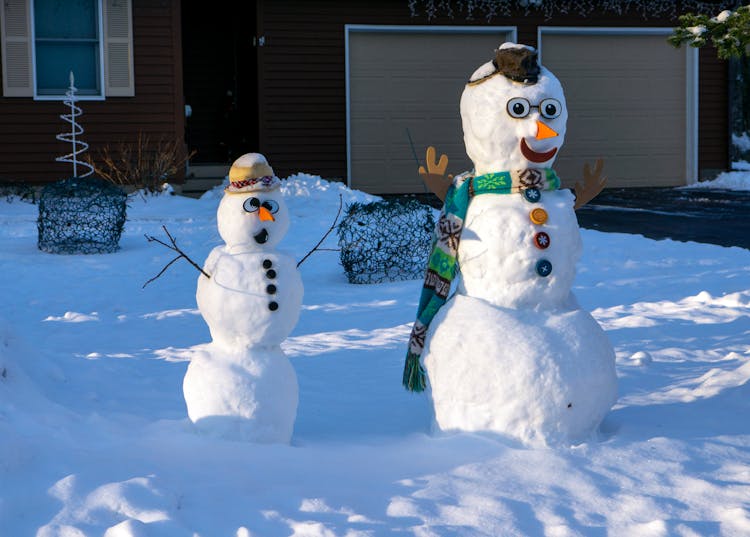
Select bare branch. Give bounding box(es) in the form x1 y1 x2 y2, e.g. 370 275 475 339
297 194 344 268
143 225 210 287
142 255 182 288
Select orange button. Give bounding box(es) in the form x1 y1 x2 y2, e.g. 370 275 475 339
530 208 548 225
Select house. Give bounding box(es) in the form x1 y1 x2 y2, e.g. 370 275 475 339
1 0 729 194
0 0 182 186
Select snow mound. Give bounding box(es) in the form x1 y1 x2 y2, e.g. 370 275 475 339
687 171 750 191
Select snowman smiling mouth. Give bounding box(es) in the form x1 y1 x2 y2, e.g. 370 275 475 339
520 138 558 163
254 229 270 244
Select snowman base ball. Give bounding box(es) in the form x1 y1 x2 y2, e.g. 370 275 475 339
183 344 298 443
423 294 618 447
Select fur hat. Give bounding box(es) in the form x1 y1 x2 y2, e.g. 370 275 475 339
225 153 280 194
468 44 540 86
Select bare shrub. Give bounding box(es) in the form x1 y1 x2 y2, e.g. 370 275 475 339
85 133 195 195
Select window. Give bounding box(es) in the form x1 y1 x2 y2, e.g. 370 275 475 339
1 0 133 98
33 0 103 97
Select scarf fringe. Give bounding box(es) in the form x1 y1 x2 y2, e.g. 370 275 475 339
403 352 427 392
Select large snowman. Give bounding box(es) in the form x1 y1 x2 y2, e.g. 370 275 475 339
184 153 303 443
404 44 617 447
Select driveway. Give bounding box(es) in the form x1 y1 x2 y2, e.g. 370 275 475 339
575 187 750 250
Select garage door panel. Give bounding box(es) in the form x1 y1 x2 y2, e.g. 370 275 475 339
541 32 688 188
349 29 513 194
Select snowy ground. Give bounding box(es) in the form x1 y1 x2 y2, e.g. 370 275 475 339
1 175 750 537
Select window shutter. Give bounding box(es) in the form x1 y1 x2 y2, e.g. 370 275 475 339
102 0 134 97
1 0 33 97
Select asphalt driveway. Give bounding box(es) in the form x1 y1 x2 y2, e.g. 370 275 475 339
575 187 750 250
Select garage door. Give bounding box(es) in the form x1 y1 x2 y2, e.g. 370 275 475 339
540 31 696 188
347 27 515 194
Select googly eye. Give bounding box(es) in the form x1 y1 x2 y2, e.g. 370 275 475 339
261 200 280 214
507 97 531 119
243 197 261 213
540 98 562 120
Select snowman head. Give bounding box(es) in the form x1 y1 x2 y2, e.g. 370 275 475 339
217 153 290 250
460 43 568 175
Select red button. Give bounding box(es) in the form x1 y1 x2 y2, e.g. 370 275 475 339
534 232 550 249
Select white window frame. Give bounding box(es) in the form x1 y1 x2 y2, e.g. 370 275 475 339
538 26 699 185
30 0 106 101
344 24 518 188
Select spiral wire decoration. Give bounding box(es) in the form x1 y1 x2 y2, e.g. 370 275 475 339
55 72 94 178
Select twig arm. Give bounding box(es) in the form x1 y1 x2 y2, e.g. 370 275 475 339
143 225 210 287
142 255 182 288
297 194 343 268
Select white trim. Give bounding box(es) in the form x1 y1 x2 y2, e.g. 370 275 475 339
537 26 699 185
30 0 106 101
346 24 518 36
345 24 517 188
538 26 677 45
686 47 699 184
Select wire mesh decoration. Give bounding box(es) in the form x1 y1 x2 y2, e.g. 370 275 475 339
338 198 435 284
56 72 94 179
38 177 127 254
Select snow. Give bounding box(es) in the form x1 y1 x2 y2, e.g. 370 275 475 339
714 10 733 23
681 132 750 190
733 132 750 153
687 171 750 191
232 152 271 170
2 174 750 535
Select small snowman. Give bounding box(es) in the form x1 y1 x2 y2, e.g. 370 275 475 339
404 44 617 446
183 153 303 443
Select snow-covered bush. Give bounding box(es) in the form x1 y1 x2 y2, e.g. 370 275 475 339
671 5 750 166
669 6 750 59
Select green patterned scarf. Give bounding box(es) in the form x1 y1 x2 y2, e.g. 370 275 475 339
403 168 561 392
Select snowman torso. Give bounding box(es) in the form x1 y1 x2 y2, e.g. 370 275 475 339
197 246 303 348
457 188 581 309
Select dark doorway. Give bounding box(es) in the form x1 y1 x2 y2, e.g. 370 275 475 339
181 1 258 164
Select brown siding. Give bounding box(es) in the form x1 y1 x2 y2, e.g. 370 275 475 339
257 0 728 183
699 45 729 176
0 0 184 185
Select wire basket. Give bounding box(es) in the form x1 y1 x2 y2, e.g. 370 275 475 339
338 198 435 284
38 177 127 254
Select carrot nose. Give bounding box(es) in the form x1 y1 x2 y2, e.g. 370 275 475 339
536 120 558 140
258 206 275 222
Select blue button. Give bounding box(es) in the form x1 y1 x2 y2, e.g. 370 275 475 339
524 188 541 203
536 259 552 277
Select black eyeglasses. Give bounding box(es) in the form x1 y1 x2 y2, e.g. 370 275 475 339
506 97 562 120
